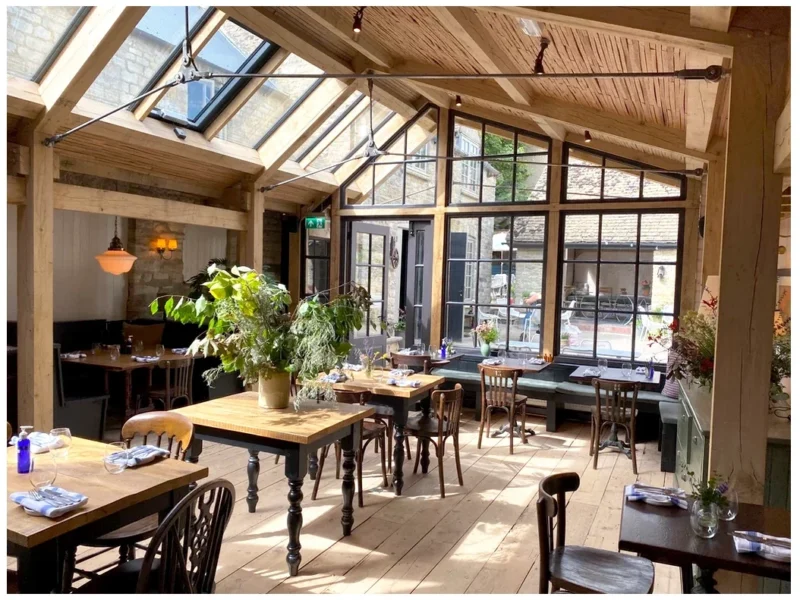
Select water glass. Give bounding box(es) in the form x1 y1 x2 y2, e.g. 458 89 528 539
690 501 720 539
30 454 58 493
398 364 409 380
598 358 608 373
498 349 507 364
133 339 144 354
622 362 633 378
155 344 165 358
49 427 72 461
104 442 129 475
108 345 120 361
429 345 438 359
91 343 101 355
720 489 739 521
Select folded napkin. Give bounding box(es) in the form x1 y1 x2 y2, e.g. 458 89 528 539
386 378 422 388
60 352 86 359
528 358 545 365
8 432 64 454
624 483 689 509
734 531 791 562
171 348 189 355
635 366 648 375
320 372 347 384
10 486 88 518
583 367 601 377
341 363 363 371
482 358 502 366
131 355 160 363
106 444 170 468
389 369 414 378
398 349 418 355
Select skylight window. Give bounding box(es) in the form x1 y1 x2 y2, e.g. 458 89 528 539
217 54 323 148
309 101 393 171
291 92 365 162
7 6 88 81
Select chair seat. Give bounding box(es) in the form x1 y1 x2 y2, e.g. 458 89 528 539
88 514 159 546
147 388 167 398
404 415 446 435
486 391 528 407
592 406 638 422
550 546 654 594
363 420 387 439
79 558 162 594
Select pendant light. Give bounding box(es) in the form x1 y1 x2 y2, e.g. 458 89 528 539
96 217 137 275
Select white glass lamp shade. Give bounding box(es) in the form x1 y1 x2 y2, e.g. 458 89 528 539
95 249 137 275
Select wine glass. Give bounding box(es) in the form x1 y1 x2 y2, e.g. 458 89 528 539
598 358 608 374
498 349 507 364
622 362 633 379
720 489 739 521
398 363 409 380
49 428 72 461
91 343 101 355
104 442 129 475
30 454 58 497
108 345 120 361
429 344 438 359
155 344 165 358
133 339 144 355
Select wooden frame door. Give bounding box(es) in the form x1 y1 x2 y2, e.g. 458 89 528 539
350 222 390 352
404 220 433 348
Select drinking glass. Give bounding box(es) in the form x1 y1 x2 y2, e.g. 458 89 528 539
155 344 165 358
108 345 120 361
49 428 72 461
398 364 409 380
133 339 144 354
91 343 101 355
598 358 608 373
429 345 438 359
622 362 633 378
104 442 129 475
30 454 57 494
690 501 720 539
498 349 507 364
720 489 739 521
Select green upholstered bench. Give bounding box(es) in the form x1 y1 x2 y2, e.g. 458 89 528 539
658 401 680 473
554 382 676 407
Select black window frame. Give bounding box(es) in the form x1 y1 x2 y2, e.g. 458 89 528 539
561 142 688 204
29 6 93 83
249 77 325 149
555 207 684 366
300 207 332 302
443 212 549 355
447 111 552 207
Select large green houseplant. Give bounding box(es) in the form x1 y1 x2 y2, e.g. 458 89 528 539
150 264 370 409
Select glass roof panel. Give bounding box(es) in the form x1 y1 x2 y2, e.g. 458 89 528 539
217 54 323 147
155 19 265 123
83 6 208 107
309 101 393 171
7 6 85 81
290 92 364 162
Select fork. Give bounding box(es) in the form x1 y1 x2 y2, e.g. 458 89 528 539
32 488 71 507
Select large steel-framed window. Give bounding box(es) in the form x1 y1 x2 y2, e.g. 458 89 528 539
292 92 365 162
447 111 551 206
561 143 687 203
556 209 683 365
301 219 331 301
444 213 548 354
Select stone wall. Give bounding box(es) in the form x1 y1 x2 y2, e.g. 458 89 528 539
7 6 80 79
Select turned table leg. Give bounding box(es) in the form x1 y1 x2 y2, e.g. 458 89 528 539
340 426 357 536
246 449 260 513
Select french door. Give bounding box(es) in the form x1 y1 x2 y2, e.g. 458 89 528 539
350 222 390 352
404 221 433 348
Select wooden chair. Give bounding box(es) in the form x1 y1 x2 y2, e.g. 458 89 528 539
477 365 529 454
590 379 640 474
537 472 654 594
54 346 108 441
311 390 388 507
390 352 432 374
63 412 194 592
122 322 165 347
80 479 235 593
145 359 194 412
405 384 464 498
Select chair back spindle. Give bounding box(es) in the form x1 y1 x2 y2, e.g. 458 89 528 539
592 379 639 426
432 384 463 441
479 365 522 407
161 359 194 410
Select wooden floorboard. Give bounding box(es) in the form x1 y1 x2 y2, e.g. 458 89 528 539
63 411 681 593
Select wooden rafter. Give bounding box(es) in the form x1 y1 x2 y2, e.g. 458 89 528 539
132 10 228 121
35 6 148 132
690 7 736 32
684 52 727 152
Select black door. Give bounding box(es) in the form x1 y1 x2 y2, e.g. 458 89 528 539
404 220 433 348
349 222 390 353
446 231 468 343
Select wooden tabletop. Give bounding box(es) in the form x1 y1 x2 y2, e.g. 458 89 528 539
172 392 375 445
569 366 662 389
333 370 444 399
485 358 550 373
618 499 791 581
61 347 193 370
7 437 207 548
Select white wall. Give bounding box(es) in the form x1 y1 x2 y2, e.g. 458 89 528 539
7 207 129 322
182 224 228 281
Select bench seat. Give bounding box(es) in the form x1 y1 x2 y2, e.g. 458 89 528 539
555 382 676 404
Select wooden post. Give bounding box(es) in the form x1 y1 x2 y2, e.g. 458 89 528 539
244 182 264 273
17 130 54 430
709 39 787 504
542 139 563 357
288 226 301 310
680 178 701 315
428 108 450 345
700 142 726 285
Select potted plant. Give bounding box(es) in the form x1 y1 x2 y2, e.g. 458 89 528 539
473 321 498 356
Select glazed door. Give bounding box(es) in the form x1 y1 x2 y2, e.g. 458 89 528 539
350 222 390 353
404 221 433 348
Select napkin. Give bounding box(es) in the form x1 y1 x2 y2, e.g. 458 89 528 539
8 432 65 454
482 358 502 366
10 486 88 518
733 531 791 562
106 444 170 468
583 367 601 377
171 348 189 355
386 378 422 388
342 363 363 371
635 366 648 375
320 372 347 383
389 369 414 378
528 358 545 365
60 352 86 359
131 355 160 363
624 483 689 509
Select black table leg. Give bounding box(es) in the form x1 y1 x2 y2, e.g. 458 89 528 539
309 450 319 481
681 564 694 594
392 408 408 495
284 448 307 577
691 567 718 593
247 448 260 513
421 439 431 474
340 425 357 536
186 438 203 490
15 541 60 593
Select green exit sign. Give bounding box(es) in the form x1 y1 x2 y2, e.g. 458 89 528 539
305 216 326 230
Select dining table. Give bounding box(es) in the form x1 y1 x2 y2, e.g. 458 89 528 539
171 392 375 576
61 347 194 418
7 437 208 593
333 369 445 495
568 365 662 390
618 497 791 593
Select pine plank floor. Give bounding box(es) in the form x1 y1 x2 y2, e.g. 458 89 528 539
45 411 682 593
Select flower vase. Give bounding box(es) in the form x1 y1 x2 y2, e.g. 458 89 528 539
361 356 373 378
690 501 720 539
258 372 291 409
480 342 490 357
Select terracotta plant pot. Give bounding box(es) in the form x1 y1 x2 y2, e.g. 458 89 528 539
258 372 291 409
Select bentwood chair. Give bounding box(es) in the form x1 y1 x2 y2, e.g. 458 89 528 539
405 385 464 498
63 412 194 592
537 472 654 594
311 390 388 507
390 352 433 374
590 379 640 474
80 479 235 593
477 365 530 454
144 359 195 412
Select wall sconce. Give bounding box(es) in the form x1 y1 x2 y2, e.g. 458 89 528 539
155 238 178 260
